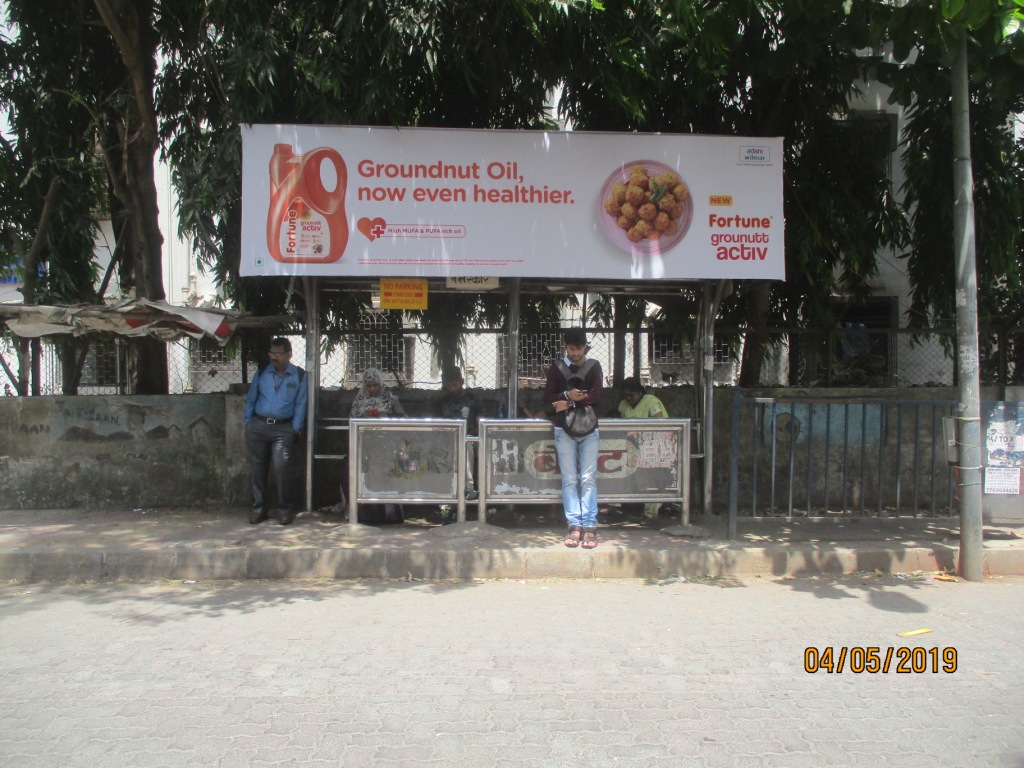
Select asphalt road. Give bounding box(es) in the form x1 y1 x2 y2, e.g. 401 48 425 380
2 575 1022 768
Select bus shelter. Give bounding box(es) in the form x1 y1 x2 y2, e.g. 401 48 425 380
238 124 785 522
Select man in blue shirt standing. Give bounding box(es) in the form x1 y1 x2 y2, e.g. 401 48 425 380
244 337 308 525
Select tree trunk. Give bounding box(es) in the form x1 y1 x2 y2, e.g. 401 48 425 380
30 338 42 396
126 339 168 395
15 338 30 396
738 282 773 387
426 300 461 377
1013 337 1024 385
59 337 99 395
126 127 165 302
93 0 168 394
10 175 63 397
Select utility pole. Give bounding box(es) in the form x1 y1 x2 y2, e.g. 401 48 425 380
951 29 984 582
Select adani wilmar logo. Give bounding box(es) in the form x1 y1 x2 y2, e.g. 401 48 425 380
739 145 771 164
708 214 771 261
266 144 348 263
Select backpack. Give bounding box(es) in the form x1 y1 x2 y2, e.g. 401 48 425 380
555 359 599 437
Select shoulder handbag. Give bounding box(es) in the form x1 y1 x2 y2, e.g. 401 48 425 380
555 359 598 437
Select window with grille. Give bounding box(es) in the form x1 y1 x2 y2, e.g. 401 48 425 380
195 337 230 364
842 111 897 180
650 332 692 368
713 337 733 364
79 337 122 387
497 328 564 386
345 311 410 386
649 333 730 366
830 298 897 386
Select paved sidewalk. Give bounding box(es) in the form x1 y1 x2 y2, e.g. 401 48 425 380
1 506 1022 582
2 577 1024 767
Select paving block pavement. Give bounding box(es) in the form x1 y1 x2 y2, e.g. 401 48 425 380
1 577 1023 767
0 507 1022 582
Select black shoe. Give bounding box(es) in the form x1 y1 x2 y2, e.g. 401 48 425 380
276 511 295 526
249 511 269 525
465 489 479 501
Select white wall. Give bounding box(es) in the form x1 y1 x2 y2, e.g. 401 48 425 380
848 76 954 384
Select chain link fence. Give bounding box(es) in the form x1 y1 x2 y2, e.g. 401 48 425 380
2 321 1021 396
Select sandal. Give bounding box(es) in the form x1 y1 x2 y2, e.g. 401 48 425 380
581 528 598 549
564 526 582 548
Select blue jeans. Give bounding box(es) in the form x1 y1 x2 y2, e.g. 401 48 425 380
553 427 600 528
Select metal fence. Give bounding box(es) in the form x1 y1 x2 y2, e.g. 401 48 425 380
739 326 1015 388
728 391 959 523
0 335 249 396
2 322 1021 397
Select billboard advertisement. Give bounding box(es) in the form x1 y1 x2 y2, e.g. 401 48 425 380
240 124 785 281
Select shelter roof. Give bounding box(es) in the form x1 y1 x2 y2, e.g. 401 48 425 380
0 299 296 344
315 276 705 299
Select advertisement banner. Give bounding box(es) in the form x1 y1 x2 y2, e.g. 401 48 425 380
480 418 690 502
985 402 1024 468
241 124 785 281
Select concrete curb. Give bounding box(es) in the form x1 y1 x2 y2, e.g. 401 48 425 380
1 541 1019 582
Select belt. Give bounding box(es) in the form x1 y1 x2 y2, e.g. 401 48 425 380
253 414 290 425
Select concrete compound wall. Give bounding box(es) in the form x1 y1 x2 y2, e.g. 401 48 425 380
0 387 1019 522
0 395 250 510
0 388 701 512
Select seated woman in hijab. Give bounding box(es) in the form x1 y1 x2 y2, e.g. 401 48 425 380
349 367 405 523
350 367 406 418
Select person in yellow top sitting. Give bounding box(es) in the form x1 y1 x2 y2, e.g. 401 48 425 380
616 377 668 522
617 377 667 419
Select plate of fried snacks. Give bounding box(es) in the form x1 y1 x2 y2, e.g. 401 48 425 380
598 161 693 255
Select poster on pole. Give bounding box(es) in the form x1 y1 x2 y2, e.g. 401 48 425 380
983 402 1023 495
985 402 1024 468
241 124 784 281
984 467 1021 495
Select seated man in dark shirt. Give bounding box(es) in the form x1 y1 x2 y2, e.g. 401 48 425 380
435 365 480 434
434 366 481 505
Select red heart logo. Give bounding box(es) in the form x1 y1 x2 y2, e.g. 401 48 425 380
357 217 387 242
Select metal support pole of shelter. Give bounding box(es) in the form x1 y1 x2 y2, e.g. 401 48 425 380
303 277 320 512
701 282 714 517
727 387 741 539
506 278 521 418
695 279 731 519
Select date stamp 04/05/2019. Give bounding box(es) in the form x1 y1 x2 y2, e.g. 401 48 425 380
804 646 958 674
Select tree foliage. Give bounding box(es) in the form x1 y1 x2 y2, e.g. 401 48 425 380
557 0 910 383
1 0 170 393
0 1 107 304
156 0 585 370
3 0 1023 389
880 0 1024 330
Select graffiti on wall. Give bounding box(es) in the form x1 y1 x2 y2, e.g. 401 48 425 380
0 399 225 446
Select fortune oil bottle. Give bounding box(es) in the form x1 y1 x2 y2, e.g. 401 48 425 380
266 144 348 263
